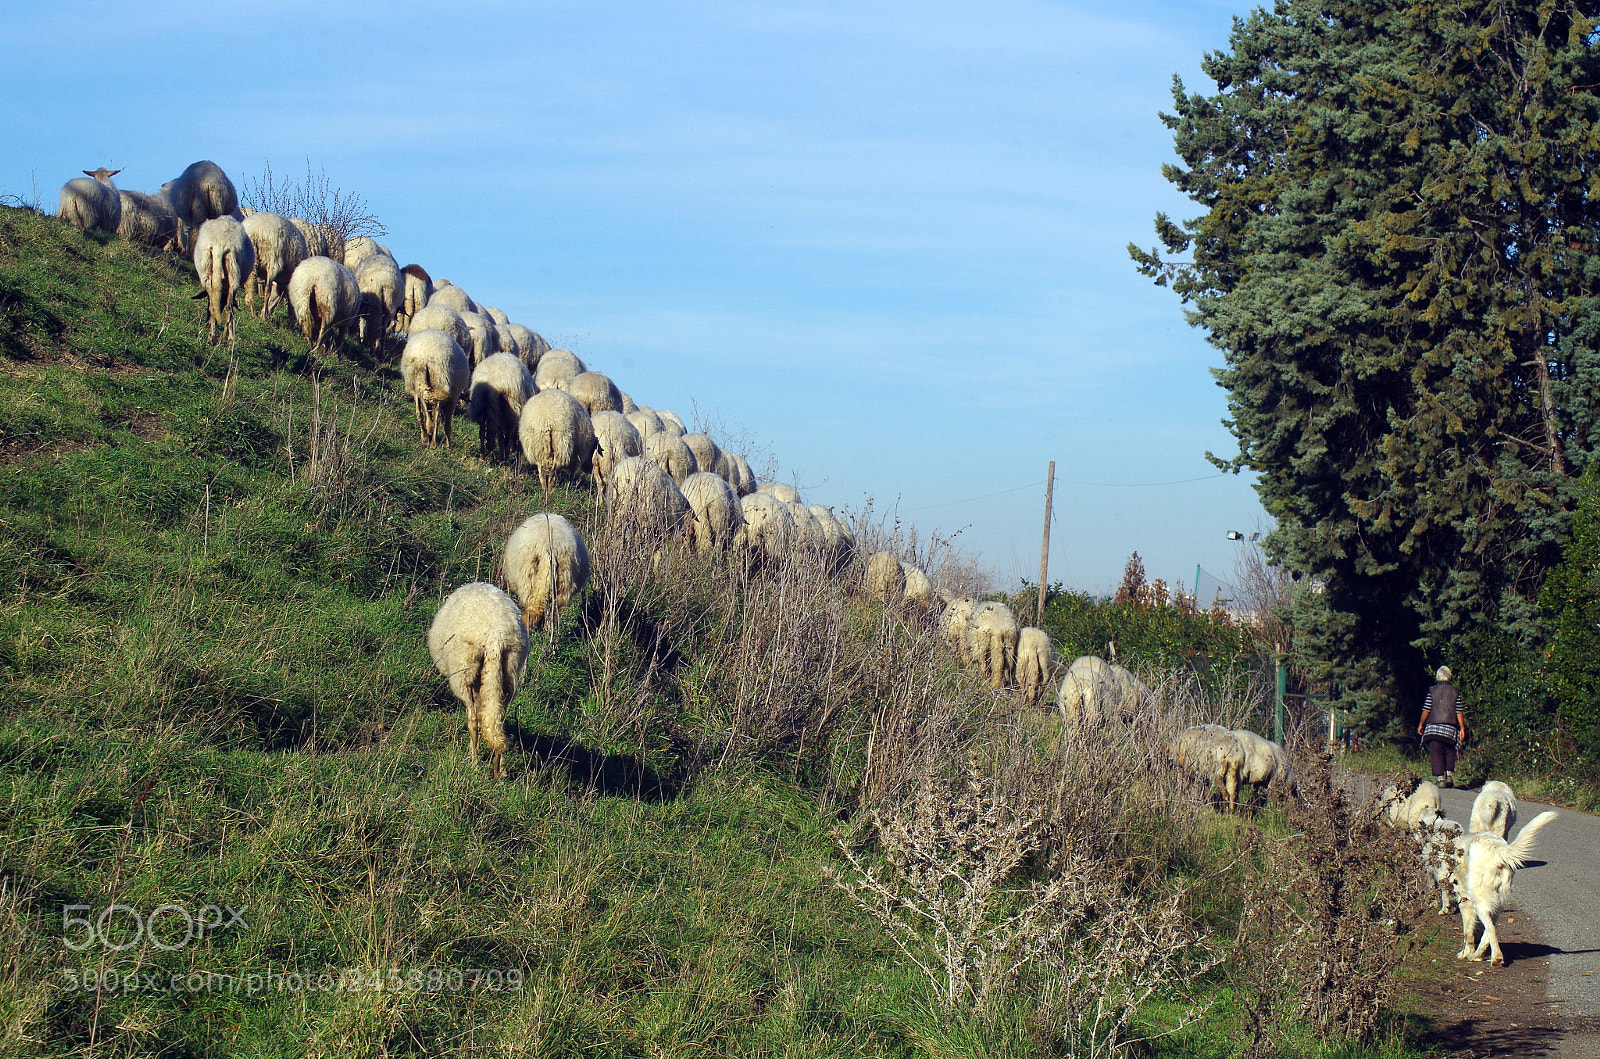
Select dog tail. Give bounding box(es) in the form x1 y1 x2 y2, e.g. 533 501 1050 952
1495 810 1558 870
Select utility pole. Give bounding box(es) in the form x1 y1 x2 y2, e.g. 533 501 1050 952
1036 461 1054 628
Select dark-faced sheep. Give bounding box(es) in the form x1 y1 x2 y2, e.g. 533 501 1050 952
428 582 529 780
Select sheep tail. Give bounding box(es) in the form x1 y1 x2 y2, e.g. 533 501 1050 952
477 641 510 756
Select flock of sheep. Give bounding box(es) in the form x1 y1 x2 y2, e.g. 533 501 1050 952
1384 778 1558 968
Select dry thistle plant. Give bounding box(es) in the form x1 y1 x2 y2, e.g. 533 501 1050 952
242 159 387 243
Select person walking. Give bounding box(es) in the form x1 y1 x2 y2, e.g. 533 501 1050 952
1417 666 1467 788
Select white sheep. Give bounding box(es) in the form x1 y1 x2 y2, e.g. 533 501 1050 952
567 371 624 415
240 211 307 319
355 253 404 351
506 323 548 369
618 391 638 414
606 455 694 541
658 409 688 436
681 472 744 554
865 551 906 603
481 305 510 325
1169 724 1245 812
401 329 471 447
940 597 978 661
290 218 343 262
457 310 501 366
590 410 643 490
287 255 361 354
901 562 935 608
406 303 472 353
726 452 757 496
192 216 256 346
1016 627 1057 704
116 188 181 249
468 352 536 462
342 235 391 272
787 501 828 554
736 492 796 566
682 434 723 479
1057 655 1149 727
1469 781 1518 840
534 348 586 392
493 325 520 360
757 481 802 505
503 513 589 635
429 283 478 315
627 408 666 439
810 505 849 571
161 161 238 247
1231 728 1293 807
645 430 699 484
428 581 529 780
59 167 123 233
967 601 1019 689
398 264 433 332
519 388 599 489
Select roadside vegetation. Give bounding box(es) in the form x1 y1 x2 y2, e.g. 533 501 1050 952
0 202 1471 1056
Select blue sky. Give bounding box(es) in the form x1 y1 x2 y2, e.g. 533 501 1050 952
2 0 1269 595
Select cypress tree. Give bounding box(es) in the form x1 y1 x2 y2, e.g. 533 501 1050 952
1133 0 1600 731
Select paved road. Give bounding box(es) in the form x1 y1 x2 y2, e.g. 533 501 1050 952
1434 785 1600 1057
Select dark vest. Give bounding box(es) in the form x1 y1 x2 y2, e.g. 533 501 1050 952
1427 682 1458 726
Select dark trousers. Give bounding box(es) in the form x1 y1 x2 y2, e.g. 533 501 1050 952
1424 737 1458 776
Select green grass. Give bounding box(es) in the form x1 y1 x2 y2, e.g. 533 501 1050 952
0 204 1462 1056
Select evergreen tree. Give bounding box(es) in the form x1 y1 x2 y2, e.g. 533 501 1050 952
1133 0 1600 732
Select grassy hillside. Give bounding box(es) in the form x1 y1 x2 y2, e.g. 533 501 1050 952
0 205 1451 1058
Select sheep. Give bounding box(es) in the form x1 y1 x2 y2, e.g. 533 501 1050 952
534 348 586 392
59 167 122 233
503 513 589 636
736 492 796 566
590 410 643 490
627 408 666 439
406 303 472 353
1231 728 1293 807
287 256 362 354
505 324 548 369
681 472 744 554
810 505 849 571
567 371 624 415
1057 655 1149 727
901 562 935 608
240 211 307 318
428 581 529 780
682 434 723 478
645 430 699 485
342 235 391 272
726 452 757 496
1453 811 1559 966
519 388 598 489
606 455 694 541
1469 781 1518 840
865 551 906 603
398 264 433 332
468 352 536 463
429 283 478 315
401 330 472 448
192 216 256 346
116 188 181 249
494 325 520 359
618 391 638 414
290 217 343 262
458 310 500 366
354 253 404 351
1016 627 1057 704
967 601 1020 689
1383 780 1444 829
787 501 827 555
482 305 510 326
161 161 238 246
658 409 688 435
1170 724 1246 812
940 597 979 661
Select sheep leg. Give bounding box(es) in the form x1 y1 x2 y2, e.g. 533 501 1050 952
467 694 481 767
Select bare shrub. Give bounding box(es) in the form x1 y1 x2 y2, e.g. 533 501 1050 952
242 159 387 244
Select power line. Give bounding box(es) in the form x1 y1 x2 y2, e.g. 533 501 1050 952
902 470 1232 512
903 480 1045 511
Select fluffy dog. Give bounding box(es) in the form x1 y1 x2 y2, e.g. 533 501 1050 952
1453 810 1558 966
1469 780 1518 839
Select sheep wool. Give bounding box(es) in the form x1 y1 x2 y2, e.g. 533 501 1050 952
590 410 644 490
290 218 343 262
901 562 935 607
681 434 723 479
1169 725 1245 812
354 253 404 351
865 551 906 603
726 452 757 496
407 303 472 353
192 216 256 346
657 410 687 436
401 329 472 448
342 235 391 272
757 482 802 505
240 211 307 318
1057 655 1148 727
736 492 796 565
429 283 478 315
645 431 699 485
493 325 521 360
627 408 666 439
1231 728 1292 805
606 456 694 540
519 388 599 489
287 256 362 354
162 161 238 235
940 597 978 661
682 471 745 554
59 168 123 233
116 188 181 249
428 582 529 780
504 513 589 635
967 601 1019 689
398 264 433 332
1016 627 1057 704
482 305 511 326
457 310 501 367
468 352 536 463
505 323 549 370
567 371 624 416
534 348 586 392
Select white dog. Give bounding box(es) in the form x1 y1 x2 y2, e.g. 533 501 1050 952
1413 806 1464 913
1384 780 1443 829
1453 810 1558 966
1469 780 1518 839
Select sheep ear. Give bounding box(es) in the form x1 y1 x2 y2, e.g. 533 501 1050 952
82 171 95 178
107 169 121 177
